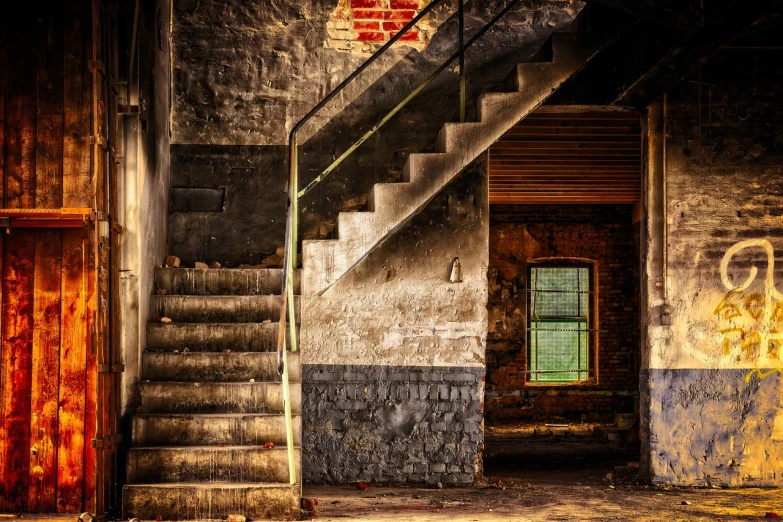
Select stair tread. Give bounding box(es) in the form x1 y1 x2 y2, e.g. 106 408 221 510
135 412 300 418
130 445 301 450
125 481 300 488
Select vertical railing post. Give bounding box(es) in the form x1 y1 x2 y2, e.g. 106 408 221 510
279 132 298 486
458 0 465 122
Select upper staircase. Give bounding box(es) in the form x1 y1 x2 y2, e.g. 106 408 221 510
123 268 302 520
302 27 612 297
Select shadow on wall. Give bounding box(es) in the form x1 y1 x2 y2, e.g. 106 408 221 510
168 0 580 267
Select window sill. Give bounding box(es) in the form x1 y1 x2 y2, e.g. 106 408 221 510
524 378 597 389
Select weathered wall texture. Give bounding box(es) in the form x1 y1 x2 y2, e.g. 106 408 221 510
168 0 581 485
119 0 172 418
302 156 488 484
168 0 581 267
642 49 783 486
486 205 640 422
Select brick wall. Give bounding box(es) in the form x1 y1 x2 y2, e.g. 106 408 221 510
327 0 429 51
486 205 640 422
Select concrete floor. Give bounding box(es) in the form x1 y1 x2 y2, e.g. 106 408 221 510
304 424 783 521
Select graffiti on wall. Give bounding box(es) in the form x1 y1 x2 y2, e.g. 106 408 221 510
714 239 783 371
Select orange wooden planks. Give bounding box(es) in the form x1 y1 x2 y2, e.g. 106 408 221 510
0 231 36 510
3 6 37 209
56 229 88 512
28 230 63 511
35 4 65 209
63 0 92 208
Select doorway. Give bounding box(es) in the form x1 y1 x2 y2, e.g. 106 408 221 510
483 107 643 486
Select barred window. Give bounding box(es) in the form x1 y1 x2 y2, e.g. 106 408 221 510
529 266 591 383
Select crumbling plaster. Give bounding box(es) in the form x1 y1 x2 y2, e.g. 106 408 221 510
120 0 172 417
642 50 783 486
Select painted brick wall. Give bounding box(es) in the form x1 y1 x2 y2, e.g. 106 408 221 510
486 205 640 422
303 365 484 485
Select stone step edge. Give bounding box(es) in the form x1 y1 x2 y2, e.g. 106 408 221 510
129 445 302 450
124 481 302 488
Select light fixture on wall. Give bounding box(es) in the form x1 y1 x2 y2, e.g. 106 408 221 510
449 257 463 283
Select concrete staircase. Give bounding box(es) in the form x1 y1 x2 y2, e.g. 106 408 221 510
303 30 608 297
123 268 302 520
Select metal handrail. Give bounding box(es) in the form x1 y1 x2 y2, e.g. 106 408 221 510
275 0 523 487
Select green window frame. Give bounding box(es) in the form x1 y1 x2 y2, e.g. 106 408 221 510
528 266 591 383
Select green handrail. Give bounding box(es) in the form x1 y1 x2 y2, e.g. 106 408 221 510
275 0 523 487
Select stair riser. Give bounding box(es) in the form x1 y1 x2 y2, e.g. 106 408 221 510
152 295 301 323
155 267 301 296
142 352 301 382
127 447 298 483
133 415 301 446
123 484 300 520
146 323 297 352
138 383 302 414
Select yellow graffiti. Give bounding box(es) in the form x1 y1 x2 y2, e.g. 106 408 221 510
744 368 783 383
715 239 783 363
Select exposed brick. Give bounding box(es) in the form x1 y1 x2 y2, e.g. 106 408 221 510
356 31 385 41
352 0 383 8
383 21 408 31
398 31 420 41
353 9 385 20
354 20 381 30
391 0 420 8
385 10 416 20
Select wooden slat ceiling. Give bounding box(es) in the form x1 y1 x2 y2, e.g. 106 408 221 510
489 109 642 204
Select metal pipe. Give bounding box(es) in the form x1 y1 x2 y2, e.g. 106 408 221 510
128 0 141 104
662 93 668 301
458 0 466 122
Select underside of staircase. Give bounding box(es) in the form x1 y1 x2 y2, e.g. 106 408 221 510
123 268 302 520
303 28 610 297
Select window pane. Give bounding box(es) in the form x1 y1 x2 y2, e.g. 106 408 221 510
530 267 589 318
529 267 590 383
530 321 588 382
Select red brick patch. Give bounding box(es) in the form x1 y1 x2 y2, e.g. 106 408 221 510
353 9 385 20
357 31 386 41
385 10 416 20
354 20 381 30
391 0 420 8
383 21 408 31
352 0 383 8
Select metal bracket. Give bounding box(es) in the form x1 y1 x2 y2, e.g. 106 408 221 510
88 59 105 75
90 135 108 149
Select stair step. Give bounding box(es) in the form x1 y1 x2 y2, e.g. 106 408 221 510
151 294 301 323
127 446 300 484
142 351 301 382
132 413 301 446
155 267 301 296
138 382 302 414
123 482 300 520
146 322 298 352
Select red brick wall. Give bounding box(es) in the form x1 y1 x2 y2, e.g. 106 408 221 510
486 205 640 422
329 0 425 48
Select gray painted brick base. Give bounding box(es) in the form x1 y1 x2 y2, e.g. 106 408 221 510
302 364 484 485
